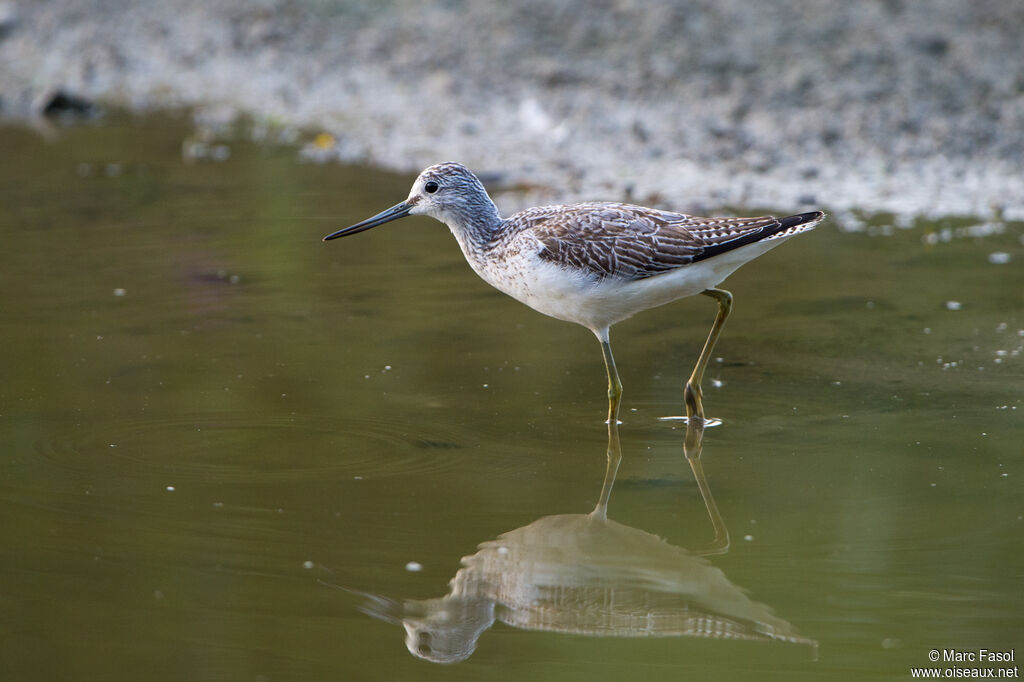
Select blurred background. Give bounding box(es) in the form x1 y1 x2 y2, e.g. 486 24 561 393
1 1 1021 680
3 0 1024 219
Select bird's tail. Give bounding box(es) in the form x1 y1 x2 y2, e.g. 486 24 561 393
696 210 825 261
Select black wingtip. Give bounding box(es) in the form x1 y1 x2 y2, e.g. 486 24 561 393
693 210 824 263
778 210 826 230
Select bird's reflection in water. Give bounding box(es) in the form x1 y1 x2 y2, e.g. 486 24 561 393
354 420 815 663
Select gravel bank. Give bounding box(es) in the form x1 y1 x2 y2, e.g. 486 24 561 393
2 0 1023 221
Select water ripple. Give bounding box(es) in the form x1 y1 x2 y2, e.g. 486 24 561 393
34 411 470 484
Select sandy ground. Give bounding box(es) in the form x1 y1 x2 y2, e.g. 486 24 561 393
2 0 1023 222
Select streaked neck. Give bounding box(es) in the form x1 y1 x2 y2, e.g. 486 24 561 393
443 199 503 253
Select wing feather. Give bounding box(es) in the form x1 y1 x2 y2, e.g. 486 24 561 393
519 203 793 281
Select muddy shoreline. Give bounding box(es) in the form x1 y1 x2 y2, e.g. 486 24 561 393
3 0 1022 221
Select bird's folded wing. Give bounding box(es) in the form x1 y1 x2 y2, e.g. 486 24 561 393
529 203 780 281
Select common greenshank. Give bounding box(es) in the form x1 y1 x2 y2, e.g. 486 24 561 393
324 162 823 424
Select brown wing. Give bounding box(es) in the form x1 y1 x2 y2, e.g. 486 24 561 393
522 202 794 281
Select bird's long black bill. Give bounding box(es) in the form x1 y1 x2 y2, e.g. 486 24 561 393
322 201 412 241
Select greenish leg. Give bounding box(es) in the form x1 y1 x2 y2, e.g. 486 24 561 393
684 288 733 424
599 335 623 425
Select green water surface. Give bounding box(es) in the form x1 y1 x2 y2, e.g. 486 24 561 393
0 114 1021 681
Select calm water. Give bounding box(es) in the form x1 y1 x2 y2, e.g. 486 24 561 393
1 114 1021 681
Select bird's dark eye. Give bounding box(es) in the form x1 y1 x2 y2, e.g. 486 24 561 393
424 181 439 194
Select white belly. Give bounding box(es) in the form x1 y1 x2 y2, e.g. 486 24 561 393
460 232 793 332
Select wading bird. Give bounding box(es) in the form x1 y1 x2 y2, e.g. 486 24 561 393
324 162 822 424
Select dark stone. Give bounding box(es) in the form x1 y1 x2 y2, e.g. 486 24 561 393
40 90 96 118
913 34 950 57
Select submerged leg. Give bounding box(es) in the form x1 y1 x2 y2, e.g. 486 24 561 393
597 329 623 425
684 288 733 424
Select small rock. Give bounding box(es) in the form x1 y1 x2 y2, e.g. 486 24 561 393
36 89 96 118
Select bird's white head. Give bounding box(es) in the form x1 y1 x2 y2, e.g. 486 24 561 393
323 162 501 243
407 162 495 224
